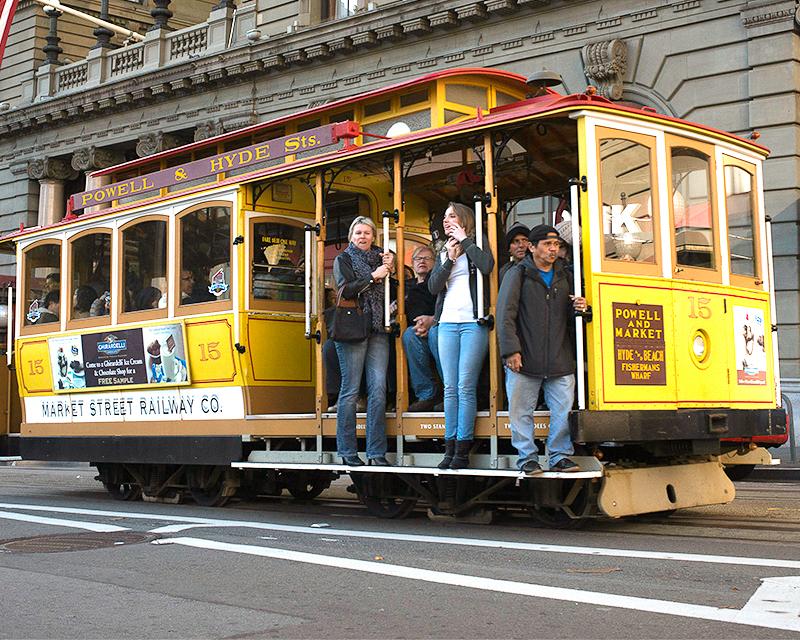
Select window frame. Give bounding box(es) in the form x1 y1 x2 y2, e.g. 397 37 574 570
19 239 63 336
596 127 663 277
117 214 170 323
665 135 722 284
175 201 234 317
722 155 763 290
248 214 308 313
66 228 113 330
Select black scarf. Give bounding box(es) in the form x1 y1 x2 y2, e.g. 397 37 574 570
345 242 384 332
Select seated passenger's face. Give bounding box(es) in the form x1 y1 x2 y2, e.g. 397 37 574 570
509 234 530 261
558 241 569 259
180 271 194 295
412 250 434 276
350 224 374 251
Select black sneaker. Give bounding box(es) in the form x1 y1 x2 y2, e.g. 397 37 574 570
341 455 365 466
408 398 436 412
368 456 392 466
550 458 581 473
521 459 543 475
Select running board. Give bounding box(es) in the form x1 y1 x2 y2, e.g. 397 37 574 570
233 458 602 479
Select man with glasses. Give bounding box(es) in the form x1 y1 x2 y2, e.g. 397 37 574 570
403 245 439 412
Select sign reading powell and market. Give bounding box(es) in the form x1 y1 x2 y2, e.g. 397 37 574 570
70 121 357 211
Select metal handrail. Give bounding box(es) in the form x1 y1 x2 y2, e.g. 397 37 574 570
781 392 797 463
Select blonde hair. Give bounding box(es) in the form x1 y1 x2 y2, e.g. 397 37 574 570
411 244 435 260
446 202 475 238
347 216 378 242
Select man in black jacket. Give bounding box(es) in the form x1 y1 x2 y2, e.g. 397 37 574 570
497 224 587 474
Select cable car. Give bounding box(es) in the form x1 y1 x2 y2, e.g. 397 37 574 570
2 68 786 522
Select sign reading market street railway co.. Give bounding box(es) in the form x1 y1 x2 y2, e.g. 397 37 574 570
48 322 189 392
612 302 667 385
70 122 352 211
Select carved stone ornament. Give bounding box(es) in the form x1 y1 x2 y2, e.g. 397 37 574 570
136 131 182 158
194 120 225 142
582 39 628 101
71 146 125 171
27 157 78 181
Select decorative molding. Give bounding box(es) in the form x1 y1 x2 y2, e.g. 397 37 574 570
194 120 225 142
70 146 124 171
631 9 658 22
582 38 627 100
136 131 182 158
741 6 794 28
27 157 78 181
672 1 700 13
429 10 459 28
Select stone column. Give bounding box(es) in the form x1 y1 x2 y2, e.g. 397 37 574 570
71 146 125 214
27 158 78 226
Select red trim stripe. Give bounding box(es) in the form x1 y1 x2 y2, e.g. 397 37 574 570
0 0 20 70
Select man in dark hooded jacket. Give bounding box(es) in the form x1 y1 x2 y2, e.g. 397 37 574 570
497 224 587 474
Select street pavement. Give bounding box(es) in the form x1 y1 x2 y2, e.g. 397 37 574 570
0 466 799 639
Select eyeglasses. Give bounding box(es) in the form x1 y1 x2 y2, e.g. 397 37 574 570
413 255 433 262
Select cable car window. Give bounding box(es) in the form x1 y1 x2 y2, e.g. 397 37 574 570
671 147 715 269
252 221 304 302
180 206 231 306
725 164 757 279
70 232 111 320
599 138 656 264
23 243 60 326
122 220 167 313
445 84 488 110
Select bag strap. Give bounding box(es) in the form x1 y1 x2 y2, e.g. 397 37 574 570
336 284 359 309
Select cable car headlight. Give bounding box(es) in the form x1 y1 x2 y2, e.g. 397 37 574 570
691 330 710 365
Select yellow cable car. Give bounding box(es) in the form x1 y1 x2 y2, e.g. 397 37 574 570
2 68 787 522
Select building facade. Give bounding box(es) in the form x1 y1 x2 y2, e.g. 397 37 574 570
1 0 799 401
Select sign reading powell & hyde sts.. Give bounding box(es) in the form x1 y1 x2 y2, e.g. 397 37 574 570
70 121 357 211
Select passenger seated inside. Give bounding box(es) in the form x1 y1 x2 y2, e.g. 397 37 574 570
38 290 60 324
136 286 162 311
73 285 97 319
403 245 440 412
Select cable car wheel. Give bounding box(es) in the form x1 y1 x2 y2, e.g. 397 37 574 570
96 463 141 502
526 478 596 529
283 471 335 500
351 473 418 519
186 465 234 507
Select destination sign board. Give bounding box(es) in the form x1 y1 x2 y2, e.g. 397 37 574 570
70 121 358 211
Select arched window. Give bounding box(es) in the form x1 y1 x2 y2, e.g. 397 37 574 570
177 203 232 313
68 230 111 325
22 241 61 330
120 217 168 320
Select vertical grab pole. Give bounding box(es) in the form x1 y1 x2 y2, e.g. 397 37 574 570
304 227 312 338
570 182 586 411
383 211 391 330
766 216 781 406
5 287 12 368
474 197 484 320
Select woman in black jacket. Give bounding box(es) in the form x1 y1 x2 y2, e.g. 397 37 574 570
428 202 494 469
332 216 395 466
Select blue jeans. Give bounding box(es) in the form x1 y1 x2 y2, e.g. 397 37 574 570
335 334 389 459
437 322 488 440
505 369 575 468
402 326 436 402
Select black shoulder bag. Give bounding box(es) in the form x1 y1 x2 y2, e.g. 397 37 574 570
329 285 371 343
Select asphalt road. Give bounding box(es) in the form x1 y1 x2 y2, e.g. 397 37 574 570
1 465 799 639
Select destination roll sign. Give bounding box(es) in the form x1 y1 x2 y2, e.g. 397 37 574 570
70 121 359 211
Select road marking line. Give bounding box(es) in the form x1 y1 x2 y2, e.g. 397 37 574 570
739 577 800 628
1 502 799 570
0 510 129 532
153 537 800 633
